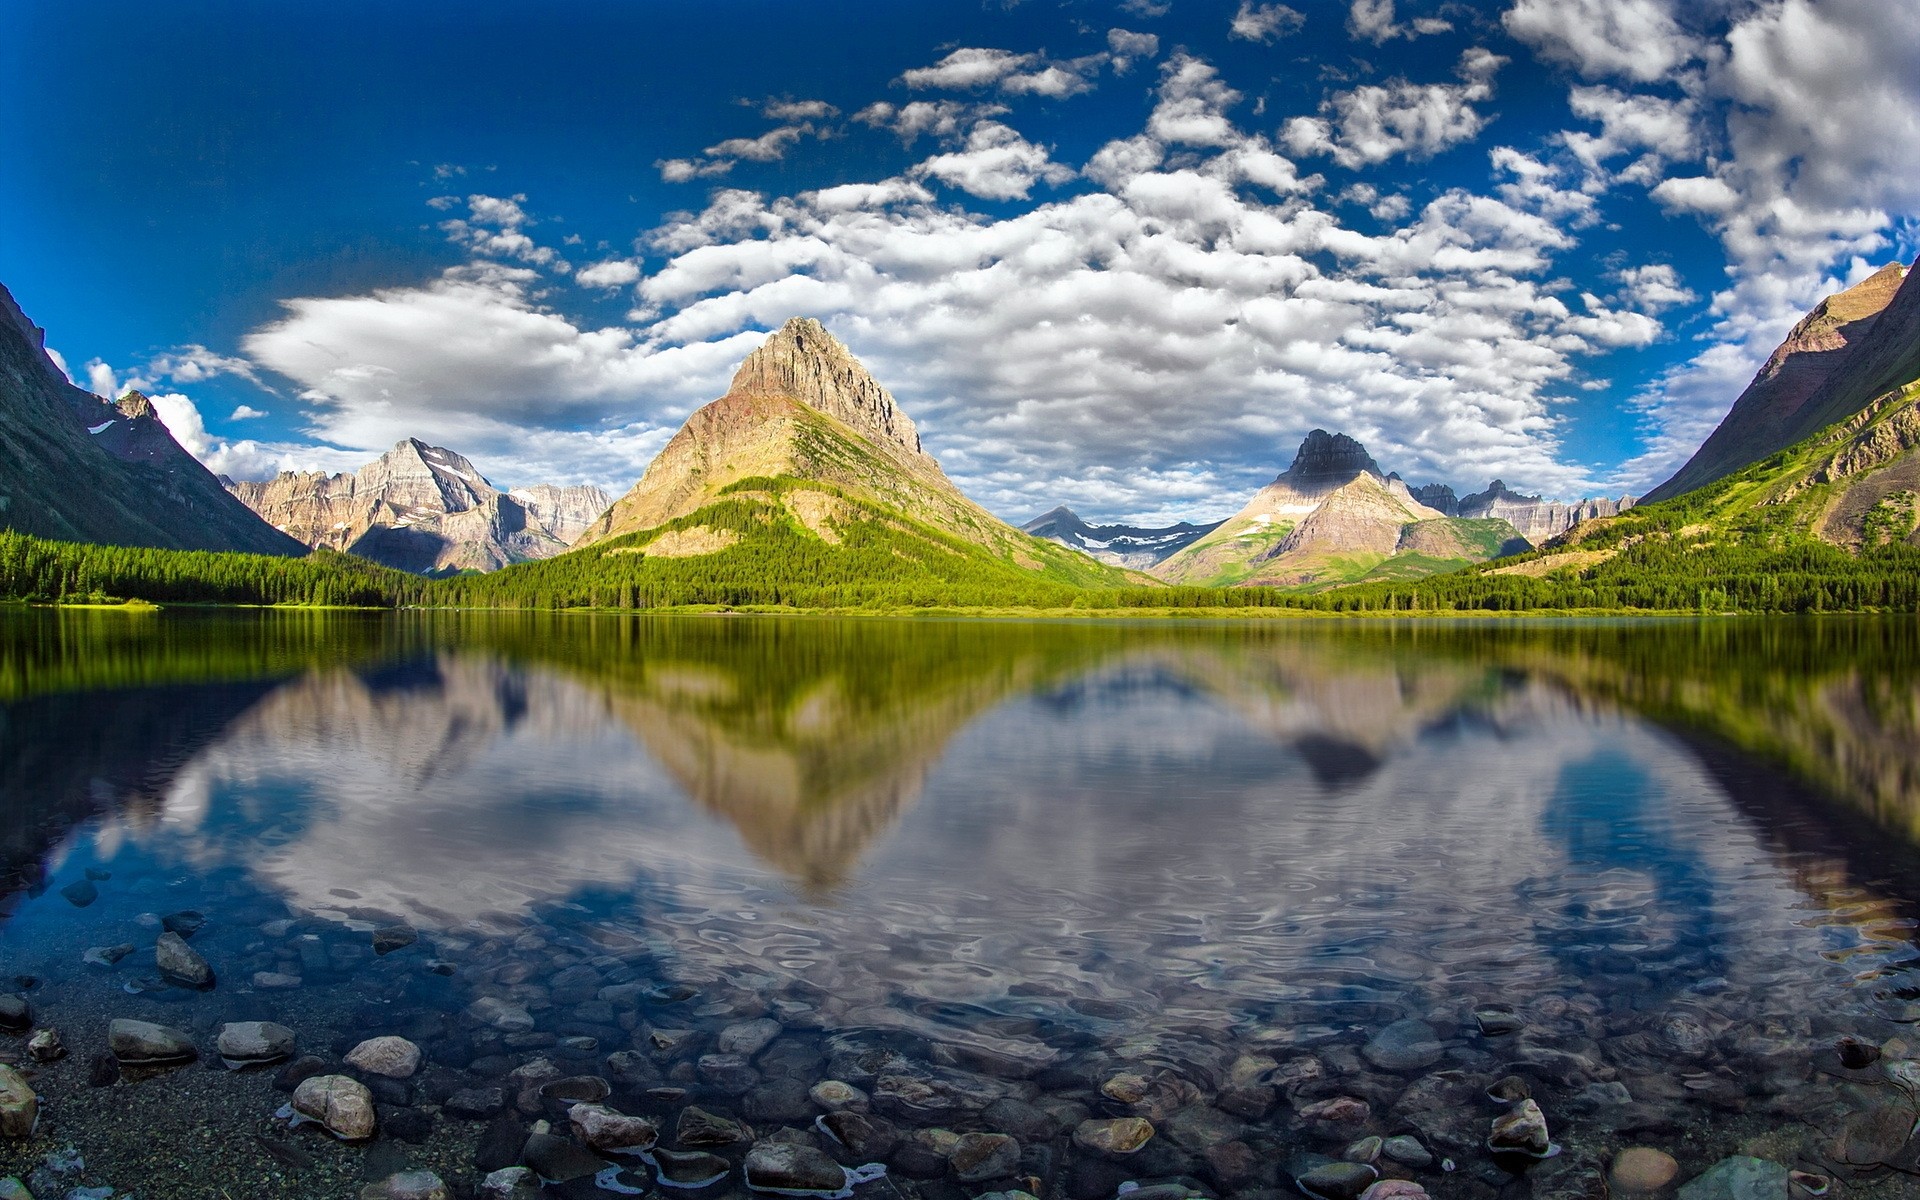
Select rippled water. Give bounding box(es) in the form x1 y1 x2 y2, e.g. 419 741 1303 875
3 611 1920 1199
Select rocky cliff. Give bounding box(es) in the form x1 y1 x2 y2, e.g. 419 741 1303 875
1020 506 1223 569
0 283 302 555
1645 262 1908 503
1453 480 1635 543
229 440 610 573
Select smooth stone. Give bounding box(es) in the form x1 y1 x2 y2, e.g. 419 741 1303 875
0 1177 29 1200
274 1055 330 1092
1788 1171 1832 1200
717 1018 782 1058
83 945 134 968
469 997 535 1033
819 1111 899 1160
678 1105 752 1146
292 1074 377 1140
217 1021 296 1066
521 1132 607 1184
1296 1162 1379 1200
1360 1183 1429 1200
1837 1037 1881 1070
0 1067 36 1138
156 931 215 990
25 1030 63 1064
372 926 418 956
59 879 98 907
1073 1117 1155 1155
1363 1020 1443 1072
653 1148 732 1188
360 1171 450 1200
538 1075 612 1107
479 1166 540 1200
1298 1097 1370 1127
697 1052 759 1094
1343 1136 1383 1164
570 1103 658 1153
1102 1072 1151 1104
1613 1148 1681 1193
161 910 206 937
347 1036 422 1080
1676 1158 1790 1200
253 971 302 990
1381 1136 1432 1169
260 919 296 938
1473 1007 1525 1037
744 1140 847 1194
1486 1075 1531 1103
810 1081 867 1112
0 997 29 1035
951 1132 1021 1182
109 1019 197 1064
1488 1099 1552 1158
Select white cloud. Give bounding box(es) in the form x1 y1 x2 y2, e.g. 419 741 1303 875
1561 85 1701 185
1502 0 1702 83
854 100 1011 145
913 122 1076 201
576 259 643 290
762 98 838 121
144 391 364 481
1118 0 1170 16
1613 264 1695 313
149 344 264 386
439 193 567 270
1107 28 1160 72
1229 3 1304 43
898 47 1105 98
230 404 268 420
1283 48 1507 169
43 346 71 382
1347 0 1400 44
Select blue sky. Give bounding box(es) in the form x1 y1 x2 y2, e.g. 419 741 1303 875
5 0 1917 521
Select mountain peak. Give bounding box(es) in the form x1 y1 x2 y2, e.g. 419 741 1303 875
728 318 926 459
1279 429 1381 484
116 390 157 419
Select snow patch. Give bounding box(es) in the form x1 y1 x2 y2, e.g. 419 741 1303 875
88 420 115 435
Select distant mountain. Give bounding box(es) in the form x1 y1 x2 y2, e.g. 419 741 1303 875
570 317 1131 587
0 283 301 555
1152 430 1531 588
1646 262 1908 503
228 440 611 574
1444 480 1635 542
1020 506 1223 569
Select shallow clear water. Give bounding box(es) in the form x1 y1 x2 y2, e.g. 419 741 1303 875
3 611 1920 1199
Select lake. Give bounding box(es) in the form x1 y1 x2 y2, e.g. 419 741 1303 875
1 610 1918 1200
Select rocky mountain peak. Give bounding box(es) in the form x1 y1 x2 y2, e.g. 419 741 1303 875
728 318 926 460
1279 429 1382 485
115 391 157 419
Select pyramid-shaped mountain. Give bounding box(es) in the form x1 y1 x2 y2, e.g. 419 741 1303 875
571 318 1129 586
0 283 300 555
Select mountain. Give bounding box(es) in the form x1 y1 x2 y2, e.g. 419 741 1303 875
1645 262 1909 504
228 439 612 574
1152 430 1531 587
1020 506 1223 568
0 283 302 555
1449 480 1635 542
566 317 1132 589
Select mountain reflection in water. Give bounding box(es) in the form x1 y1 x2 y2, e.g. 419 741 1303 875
3 611 1920 1195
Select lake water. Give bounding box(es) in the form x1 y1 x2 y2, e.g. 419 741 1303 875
2 611 1920 1200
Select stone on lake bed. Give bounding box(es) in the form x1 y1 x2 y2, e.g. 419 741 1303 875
371 925 417 955
1295 1162 1379 1200
1612 1148 1680 1193
0 1177 30 1200
678 1105 753 1146
161 910 206 937
26 1029 64 1064
0 1066 36 1138
744 1140 848 1194
653 1148 732 1189
1488 1099 1553 1158
0 996 29 1035
291 1074 376 1140
1360 1183 1429 1200
1101 1072 1151 1104
345 1035 421 1079
155 931 214 990
1474 1006 1525 1036
717 1018 782 1058
570 1103 658 1153
1074 1116 1155 1154
217 1021 296 1067
360 1171 451 1200
950 1132 1021 1181
1676 1157 1790 1200
1363 1019 1443 1071
253 971 302 990
521 1132 609 1184
82 945 134 968
109 1019 197 1064
1381 1136 1432 1168
810 1080 867 1111
479 1167 540 1200
59 879 98 907
468 996 535 1033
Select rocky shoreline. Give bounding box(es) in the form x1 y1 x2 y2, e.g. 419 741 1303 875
3 896 1918 1200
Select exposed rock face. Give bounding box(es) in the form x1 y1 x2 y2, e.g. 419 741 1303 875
228 440 610 573
1410 484 1458 514
1647 262 1908 503
1021 506 1223 568
1455 480 1636 544
727 317 927 460
0 283 302 554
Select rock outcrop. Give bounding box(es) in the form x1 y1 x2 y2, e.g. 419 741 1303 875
0 282 302 555
228 440 610 573
1453 480 1635 544
1646 262 1908 503
1020 506 1223 569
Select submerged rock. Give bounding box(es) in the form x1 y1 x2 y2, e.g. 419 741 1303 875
1474 1006 1525 1037
950 1132 1021 1181
0 997 29 1036
1488 1099 1553 1159
1074 1117 1155 1155
653 1148 732 1189
521 1132 607 1184
1363 1019 1443 1071
569 1104 658 1154
678 1105 753 1146
468 996 534 1033
217 1022 296 1068
346 1036 421 1080
109 1019 197 1064
479 1167 540 1200
59 879 97 907
1836 1037 1880 1069
26 1029 64 1064
1612 1148 1680 1193
718 1018 782 1058
360 1171 450 1200
1676 1157 1790 1200
810 1081 867 1112
0 1066 36 1138
1296 1162 1378 1200
744 1141 847 1194
82 945 133 968
155 931 214 990
372 925 418 956
291 1074 376 1141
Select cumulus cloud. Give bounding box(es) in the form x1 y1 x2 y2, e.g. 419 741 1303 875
913 122 1076 201
230 404 268 420
1229 3 1304 43
853 100 1009 144
143 391 364 481
1347 0 1400 44
1503 0 1702 83
1106 28 1160 72
898 47 1106 98
1283 48 1507 169
576 258 643 290
439 194 568 270
761 98 838 121
659 120 830 181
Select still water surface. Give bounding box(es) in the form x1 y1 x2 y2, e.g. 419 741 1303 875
2 612 1919 1199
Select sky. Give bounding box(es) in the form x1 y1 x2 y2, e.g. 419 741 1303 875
4 0 1918 523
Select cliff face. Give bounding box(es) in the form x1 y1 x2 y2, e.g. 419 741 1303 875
0 283 302 555
1646 263 1908 503
229 440 610 573
1455 480 1635 544
725 317 929 462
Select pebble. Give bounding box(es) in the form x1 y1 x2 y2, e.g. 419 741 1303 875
108 1019 197 1064
161 910 206 937
819 1110 899 1159
217 1022 296 1067
1296 1162 1379 1200
59 879 98 908
260 920 296 938
520 1133 607 1184
446 1087 507 1120
1363 1019 1443 1071
479 1166 539 1200
1473 1006 1525 1036
569 1103 658 1153
1382 1136 1432 1168
950 1131 1021 1181
346 1036 422 1079
1360 1183 1429 1200
0 1066 37 1138
810 1080 867 1111
1486 1075 1531 1103
252 971 302 990
1837 1037 1881 1070
678 1105 752 1146
0 1177 28 1200
25 1030 63 1064
1612 1148 1680 1193
291 1074 377 1140
360 1171 450 1200
1073 1117 1155 1154
372 925 418 956
744 1140 847 1194
1488 1099 1552 1158
1102 1072 1151 1104
717 1018 782 1058
155 931 215 990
